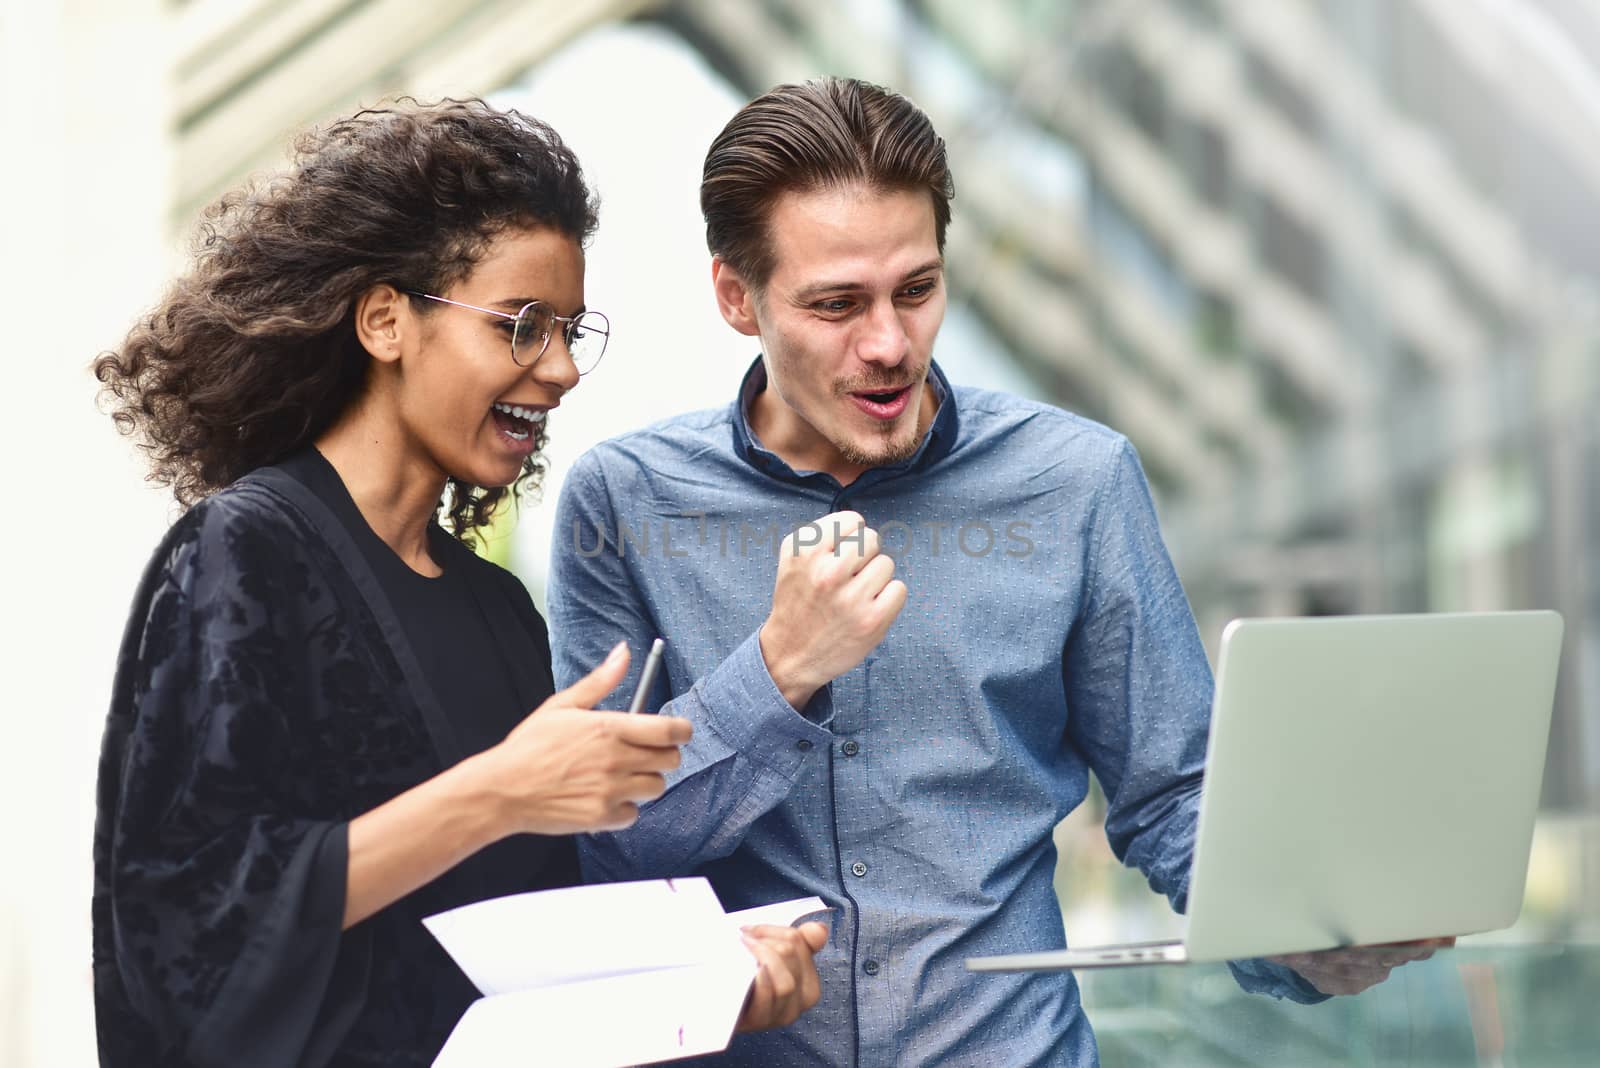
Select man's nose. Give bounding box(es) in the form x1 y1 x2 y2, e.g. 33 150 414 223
857 302 911 366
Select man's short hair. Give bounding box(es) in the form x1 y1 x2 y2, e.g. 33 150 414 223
700 77 954 290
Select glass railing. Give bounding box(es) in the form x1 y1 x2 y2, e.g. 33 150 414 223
1078 940 1600 1066
1056 812 1600 1065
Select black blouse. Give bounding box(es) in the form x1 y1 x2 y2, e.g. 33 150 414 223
92 450 580 1067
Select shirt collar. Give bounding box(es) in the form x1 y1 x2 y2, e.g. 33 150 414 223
729 356 960 487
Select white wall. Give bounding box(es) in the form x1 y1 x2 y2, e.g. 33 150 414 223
0 18 749 1065
1 2 174 1064
0 20 750 1062
492 23 752 601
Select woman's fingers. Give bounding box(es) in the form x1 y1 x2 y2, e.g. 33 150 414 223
622 771 669 804
489 685 690 835
735 924 827 1032
736 936 780 1030
797 921 830 953
544 641 629 710
610 712 693 748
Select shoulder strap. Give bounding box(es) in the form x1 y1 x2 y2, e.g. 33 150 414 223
242 466 466 767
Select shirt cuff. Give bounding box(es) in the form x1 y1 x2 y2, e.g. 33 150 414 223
688 630 833 780
1227 956 1331 1004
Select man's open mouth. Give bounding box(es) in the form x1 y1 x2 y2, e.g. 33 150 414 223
849 385 914 420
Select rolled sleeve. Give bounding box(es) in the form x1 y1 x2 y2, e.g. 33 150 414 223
675 629 834 787
556 451 833 882
579 630 833 881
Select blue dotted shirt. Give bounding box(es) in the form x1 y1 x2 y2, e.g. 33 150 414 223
548 359 1320 1067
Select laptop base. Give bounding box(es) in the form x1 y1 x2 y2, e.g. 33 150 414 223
968 940 1189 972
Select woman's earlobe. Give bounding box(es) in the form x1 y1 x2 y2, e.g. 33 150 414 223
354 285 406 363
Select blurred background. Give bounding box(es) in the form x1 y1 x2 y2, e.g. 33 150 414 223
6 0 1599 1064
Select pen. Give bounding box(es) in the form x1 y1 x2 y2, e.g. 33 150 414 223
627 638 666 713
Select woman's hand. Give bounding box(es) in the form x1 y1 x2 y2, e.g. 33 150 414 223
734 922 830 1032
343 642 690 929
475 642 693 836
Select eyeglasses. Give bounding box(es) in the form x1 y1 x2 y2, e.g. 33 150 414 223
406 292 610 374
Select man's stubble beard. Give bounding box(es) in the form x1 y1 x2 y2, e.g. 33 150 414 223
832 421 924 470
826 366 930 471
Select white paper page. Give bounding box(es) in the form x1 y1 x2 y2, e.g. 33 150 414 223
423 878 729 996
433 951 757 1068
726 896 829 930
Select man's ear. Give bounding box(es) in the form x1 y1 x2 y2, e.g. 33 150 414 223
711 258 762 338
353 284 407 364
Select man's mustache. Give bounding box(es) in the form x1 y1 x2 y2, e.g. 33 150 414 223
833 366 928 396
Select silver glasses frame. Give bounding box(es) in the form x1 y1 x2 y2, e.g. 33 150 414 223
405 291 610 374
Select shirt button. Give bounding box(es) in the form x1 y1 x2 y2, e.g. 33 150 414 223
850 861 868 878
796 739 813 752
841 740 860 757
862 959 881 976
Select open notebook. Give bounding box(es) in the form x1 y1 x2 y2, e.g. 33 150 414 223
425 878 827 1067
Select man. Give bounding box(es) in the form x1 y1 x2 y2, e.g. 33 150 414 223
549 78 1438 1065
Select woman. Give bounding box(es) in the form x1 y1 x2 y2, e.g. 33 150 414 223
92 99 826 1067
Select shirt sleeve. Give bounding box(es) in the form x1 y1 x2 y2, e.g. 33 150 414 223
94 498 370 1067
546 451 831 882
1227 956 1329 1003
1061 438 1328 1004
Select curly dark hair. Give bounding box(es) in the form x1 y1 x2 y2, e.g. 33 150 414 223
95 97 599 541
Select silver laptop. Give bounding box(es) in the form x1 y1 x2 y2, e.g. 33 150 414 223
968 611 1563 972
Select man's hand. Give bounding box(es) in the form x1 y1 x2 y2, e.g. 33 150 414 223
1269 937 1455 996
760 511 908 708
734 922 830 1032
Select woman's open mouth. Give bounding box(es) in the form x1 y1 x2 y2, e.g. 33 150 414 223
491 401 548 450
849 385 913 421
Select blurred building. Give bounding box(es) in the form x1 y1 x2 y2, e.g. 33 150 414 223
171 0 1600 816
6 2 1590 1065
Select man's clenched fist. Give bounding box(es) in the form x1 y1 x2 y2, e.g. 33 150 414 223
759 511 907 708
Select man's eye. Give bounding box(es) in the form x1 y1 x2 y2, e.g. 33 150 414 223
816 299 853 314
901 281 936 300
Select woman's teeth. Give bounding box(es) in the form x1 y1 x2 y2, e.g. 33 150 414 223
493 402 548 425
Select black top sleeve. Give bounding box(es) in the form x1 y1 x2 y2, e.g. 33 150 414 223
95 457 581 1067
94 494 367 1067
